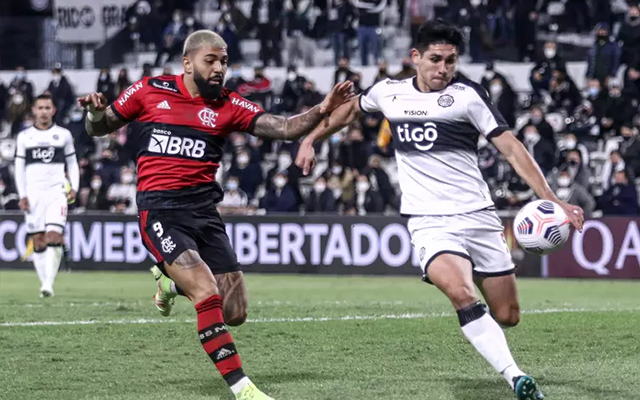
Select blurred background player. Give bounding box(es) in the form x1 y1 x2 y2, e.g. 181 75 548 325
14 94 78 297
78 30 352 400
296 20 585 400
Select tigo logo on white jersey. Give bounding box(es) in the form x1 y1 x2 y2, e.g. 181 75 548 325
31 147 56 163
396 122 439 151
198 108 218 128
148 134 206 158
156 100 171 109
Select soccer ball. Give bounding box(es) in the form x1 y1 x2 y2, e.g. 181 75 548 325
513 200 570 255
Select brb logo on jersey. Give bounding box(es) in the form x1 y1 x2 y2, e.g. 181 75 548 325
148 130 206 158
396 122 439 151
198 108 219 128
31 146 56 163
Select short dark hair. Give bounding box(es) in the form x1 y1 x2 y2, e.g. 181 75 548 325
35 93 56 107
415 19 464 54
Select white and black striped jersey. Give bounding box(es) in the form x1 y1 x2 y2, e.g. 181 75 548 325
359 76 509 216
14 124 78 196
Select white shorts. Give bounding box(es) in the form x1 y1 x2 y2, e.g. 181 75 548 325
408 208 515 283
25 191 68 234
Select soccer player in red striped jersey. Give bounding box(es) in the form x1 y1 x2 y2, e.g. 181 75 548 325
77 30 353 400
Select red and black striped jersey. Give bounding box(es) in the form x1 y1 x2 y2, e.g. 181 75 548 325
111 74 265 210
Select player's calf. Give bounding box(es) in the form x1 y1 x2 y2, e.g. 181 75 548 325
216 271 248 326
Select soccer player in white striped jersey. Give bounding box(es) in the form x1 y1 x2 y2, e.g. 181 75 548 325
296 20 584 400
14 94 79 297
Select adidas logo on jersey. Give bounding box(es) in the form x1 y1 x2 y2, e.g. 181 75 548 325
215 347 236 361
148 134 206 158
156 100 171 109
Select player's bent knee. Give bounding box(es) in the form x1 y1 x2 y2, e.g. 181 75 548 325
494 304 521 327
445 285 479 309
224 309 247 326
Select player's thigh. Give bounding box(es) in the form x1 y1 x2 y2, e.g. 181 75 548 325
25 195 45 238
474 274 520 327
465 209 515 279
428 253 479 309
44 192 68 236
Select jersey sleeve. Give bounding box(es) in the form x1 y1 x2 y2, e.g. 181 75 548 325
358 79 387 113
467 86 510 139
15 132 26 158
111 78 149 122
229 94 265 133
63 130 76 157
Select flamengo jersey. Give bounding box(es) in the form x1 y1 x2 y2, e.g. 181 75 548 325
15 124 76 194
359 76 509 216
112 75 265 210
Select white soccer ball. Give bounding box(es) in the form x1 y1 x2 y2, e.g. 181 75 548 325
513 200 570 255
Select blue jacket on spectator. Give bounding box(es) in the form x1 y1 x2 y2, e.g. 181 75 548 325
587 23 621 82
600 183 639 215
261 185 298 213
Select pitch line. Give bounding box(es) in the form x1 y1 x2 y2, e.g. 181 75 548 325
1 307 638 327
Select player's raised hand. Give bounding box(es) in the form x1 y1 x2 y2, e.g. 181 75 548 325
77 92 108 112
319 81 355 115
558 201 584 233
295 141 317 176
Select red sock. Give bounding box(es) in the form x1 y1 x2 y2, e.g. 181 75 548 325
196 294 246 386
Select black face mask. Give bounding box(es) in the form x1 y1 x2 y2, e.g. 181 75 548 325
597 34 608 43
194 68 223 100
568 160 579 166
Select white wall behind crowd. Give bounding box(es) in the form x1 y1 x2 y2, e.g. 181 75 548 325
0 62 590 98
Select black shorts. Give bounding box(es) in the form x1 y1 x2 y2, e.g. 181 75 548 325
139 207 240 275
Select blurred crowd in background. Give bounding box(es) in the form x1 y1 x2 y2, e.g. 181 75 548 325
0 0 639 217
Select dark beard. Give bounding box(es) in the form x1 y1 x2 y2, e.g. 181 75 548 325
194 69 223 99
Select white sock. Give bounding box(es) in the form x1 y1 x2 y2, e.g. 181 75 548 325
44 245 63 290
32 250 47 286
460 309 525 389
229 377 252 395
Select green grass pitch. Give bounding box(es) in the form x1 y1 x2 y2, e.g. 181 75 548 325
1 271 639 400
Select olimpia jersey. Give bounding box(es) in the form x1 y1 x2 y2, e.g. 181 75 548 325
359 75 510 216
15 124 78 196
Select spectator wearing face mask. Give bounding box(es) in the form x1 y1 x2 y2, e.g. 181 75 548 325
214 13 242 65
7 67 34 135
67 107 95 160
394 57 417 80
155 10 188 67
561 149 591 188
599 170 639 215
106 166 137 214
96 68 116 104
517 105 555 147
586 23 620 86
618 123 640 180
281 65 307 113
218 176 249 215
339 125 371 173
584 78 608 121
227 150 263 200
557 133 589 168
305 176 337 213
267 150 302 201
521 125 555 175
334 57 356 84
261 171 299 212
553 169 595 218
530 41 566 103
349 174 384 215
601 80 636 135
363 154 396 210
115 68 131 95
47 65 75 126
600 150 626 191
83 174 110 211
485 76 516 127
9 66 34 105
616 5 640 67
549 67 583 116
297 80 323 110
328 162 355 205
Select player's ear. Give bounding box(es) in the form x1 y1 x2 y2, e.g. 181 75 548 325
183 55 192 74
411 48 421 65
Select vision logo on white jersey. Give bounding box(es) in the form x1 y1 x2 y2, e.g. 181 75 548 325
148 134 206 158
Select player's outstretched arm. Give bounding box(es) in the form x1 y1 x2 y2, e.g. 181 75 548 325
77 93 127 137
251 81 354 141
295 96 363 175
491 131 585 231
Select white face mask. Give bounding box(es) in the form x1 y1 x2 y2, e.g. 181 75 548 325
0 184 5 193
332 166 342 175
470 0 481 7
121 173 134 184
16 71 25 80
557 176 571 187
557 187 571 200
52 73 61 83
525 131 540 143
544 48 556 59
91 180 102 190
489 83 503 97
186 17 195 26
274 177 286 189
287 72 297 81
484 71 495 80
237 154 249 165
564 138 577 149
314 183 326 193
173 14 181 22
332 188 343 199
12 94 24 105
227 181 239 191
356 181 370 193
278 154 292 168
